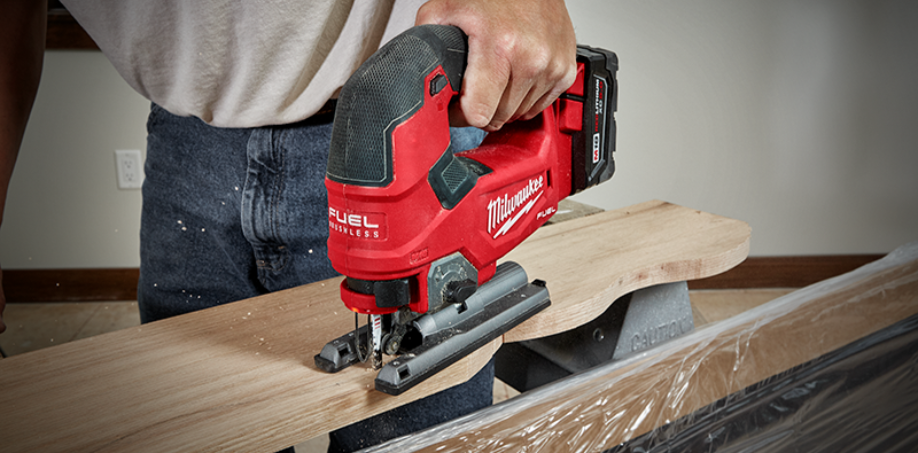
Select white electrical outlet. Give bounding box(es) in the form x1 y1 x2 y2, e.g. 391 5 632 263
115 149 144 189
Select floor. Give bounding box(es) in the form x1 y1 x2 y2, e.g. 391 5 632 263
0 288 793 452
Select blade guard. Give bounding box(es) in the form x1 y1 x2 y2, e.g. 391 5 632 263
376 262 549 395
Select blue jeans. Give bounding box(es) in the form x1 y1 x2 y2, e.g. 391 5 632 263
139 104 492 452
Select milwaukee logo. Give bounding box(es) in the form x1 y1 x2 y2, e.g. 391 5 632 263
488 176 544 239
328 206 387 240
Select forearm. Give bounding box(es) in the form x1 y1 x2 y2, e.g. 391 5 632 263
0 0 47 332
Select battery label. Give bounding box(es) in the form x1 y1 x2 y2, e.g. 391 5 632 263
591 75 608 171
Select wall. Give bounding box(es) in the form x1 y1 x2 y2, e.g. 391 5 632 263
1 51 149 269
567 0 918 254
1 0 916 270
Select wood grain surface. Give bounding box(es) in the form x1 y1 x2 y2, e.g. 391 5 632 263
0 201 749 453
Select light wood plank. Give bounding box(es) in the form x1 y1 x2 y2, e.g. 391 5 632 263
0 200 749 453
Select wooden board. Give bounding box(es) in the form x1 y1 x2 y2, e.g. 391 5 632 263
505 200 750 342
387 243 918 453
0 200 749 453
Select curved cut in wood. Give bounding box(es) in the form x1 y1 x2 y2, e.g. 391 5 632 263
504 200 750 343
0 200 748 453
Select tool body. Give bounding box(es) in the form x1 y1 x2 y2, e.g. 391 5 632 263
315 25 618 395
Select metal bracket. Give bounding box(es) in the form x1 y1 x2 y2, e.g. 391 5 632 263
495 281 694 392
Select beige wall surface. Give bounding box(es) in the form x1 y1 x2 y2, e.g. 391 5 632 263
1 0 916 269
567 0 918 255
1 51 148 269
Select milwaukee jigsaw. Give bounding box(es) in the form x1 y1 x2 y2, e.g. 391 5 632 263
315 25 618 395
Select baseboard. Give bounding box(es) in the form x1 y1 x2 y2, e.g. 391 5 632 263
4 269 139 303
687 255 884 290
3 255 886 303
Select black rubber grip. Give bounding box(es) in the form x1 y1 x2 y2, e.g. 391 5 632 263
327 25 468 187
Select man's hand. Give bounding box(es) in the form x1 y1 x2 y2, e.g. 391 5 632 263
416 0 577 132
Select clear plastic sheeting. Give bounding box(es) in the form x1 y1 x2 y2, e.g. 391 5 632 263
361 242 918 453
605 312 918 452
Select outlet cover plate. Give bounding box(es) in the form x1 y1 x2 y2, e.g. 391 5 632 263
115 149 144 190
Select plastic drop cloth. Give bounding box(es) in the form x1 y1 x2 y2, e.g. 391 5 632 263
361 242 918 453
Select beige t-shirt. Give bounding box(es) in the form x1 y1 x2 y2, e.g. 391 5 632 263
61 0 425 127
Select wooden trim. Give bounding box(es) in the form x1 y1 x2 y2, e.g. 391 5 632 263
688 255 884 290
3 269 138 302
46 8 99 50
2 255 886 303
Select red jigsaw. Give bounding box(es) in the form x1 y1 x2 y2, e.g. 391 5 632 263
316 25 617 395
